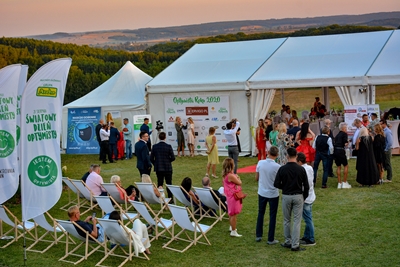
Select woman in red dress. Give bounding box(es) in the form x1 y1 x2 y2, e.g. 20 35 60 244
256 119 266 160
295 122 316 164
117 128 125 160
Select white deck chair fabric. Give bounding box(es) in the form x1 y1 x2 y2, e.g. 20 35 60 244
56 219 106 265
162 204 211 253
135 183 170 217
71 180 98 214
101 183 132 211
0 205 36 248
166 185 205 218
96 219 149 267
94 196 137 224
27 212 73 253
130 201 173 241
193 187 227 222
60 178 89 211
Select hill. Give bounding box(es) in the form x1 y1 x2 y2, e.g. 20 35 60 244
28 11 400 50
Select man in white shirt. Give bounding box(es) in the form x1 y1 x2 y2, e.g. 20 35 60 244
223 118 240 173
351 118 364 156
86 164 107 196
297 152 316 246
282 106 291 126
312 126 334 188
100 123 114 164
255 146 280 245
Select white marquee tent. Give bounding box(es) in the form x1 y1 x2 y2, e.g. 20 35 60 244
147 30 400 154
62 61 152 149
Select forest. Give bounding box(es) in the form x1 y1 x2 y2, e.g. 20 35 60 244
0 24 394 105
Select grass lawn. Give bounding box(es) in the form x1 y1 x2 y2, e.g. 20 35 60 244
1 153 399 267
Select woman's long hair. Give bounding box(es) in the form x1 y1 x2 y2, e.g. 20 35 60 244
277 123 287 138
300 122 310 140
222 158 234 178
175 116 181 125
374 124 385 137
181 177 192 192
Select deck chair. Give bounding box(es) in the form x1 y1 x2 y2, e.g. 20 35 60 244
135 183 170 218
162 204 211 253
193 187 227 224
56 219 107 265
0 205 36 248
96 218 149 267
130 201 173 241
94 196 138 225
101 183 133 212
71 180 98 215
166 185 204 218
27 212 75 253
60 177 89 211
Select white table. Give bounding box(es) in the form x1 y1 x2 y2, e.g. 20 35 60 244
389 120 400 148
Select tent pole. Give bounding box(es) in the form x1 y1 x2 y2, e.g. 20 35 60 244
246 91 253 156
280 89 285 105
322 87 330 111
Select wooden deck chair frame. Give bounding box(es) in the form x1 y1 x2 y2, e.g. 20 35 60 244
101 183 133 212
56 219 107 265
60 177 89 211
193 187 228 224
71 180 99 215
96 218 149 267
130 201 173 241
135 182 170 218
26 212 75 253
166 184 205 219
0 205 36 248
162 204 211 253
94 196 138 226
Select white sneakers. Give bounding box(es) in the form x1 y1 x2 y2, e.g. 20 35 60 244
230 230 242 237
338 182 352 189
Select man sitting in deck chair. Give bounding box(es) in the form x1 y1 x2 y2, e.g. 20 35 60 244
68 205 105 243
108 211 151 255
202 176 227 212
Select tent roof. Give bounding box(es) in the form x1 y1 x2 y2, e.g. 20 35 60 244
366 30 400 85
248 30 394 89
146 38 287 93
64 61 152 109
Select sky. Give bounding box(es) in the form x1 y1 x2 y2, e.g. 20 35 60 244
0 0 399 37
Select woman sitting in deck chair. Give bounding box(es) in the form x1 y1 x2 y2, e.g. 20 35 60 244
108 211 151 255
110 175 139 201
141 174 165 199
181 177 200 207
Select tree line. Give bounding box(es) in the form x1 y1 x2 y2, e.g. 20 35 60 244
0 24 392 105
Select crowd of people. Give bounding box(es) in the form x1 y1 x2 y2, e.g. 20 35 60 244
77 112 394 253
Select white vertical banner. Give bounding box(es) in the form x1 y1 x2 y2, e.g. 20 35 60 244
21 58 72 221
17 65 28 175
0 64 22 204
163 94 230 152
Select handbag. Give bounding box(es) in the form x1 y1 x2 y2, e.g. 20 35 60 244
233 190 247 201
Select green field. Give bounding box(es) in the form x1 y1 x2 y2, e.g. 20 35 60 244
1 153 399 267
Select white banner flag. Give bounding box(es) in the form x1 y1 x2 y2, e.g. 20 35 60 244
0 64 22 204
21 58 72 221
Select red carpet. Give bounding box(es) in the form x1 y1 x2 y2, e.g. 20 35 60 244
237 164 257 173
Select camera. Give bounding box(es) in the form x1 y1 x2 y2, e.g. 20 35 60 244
155 120 164 131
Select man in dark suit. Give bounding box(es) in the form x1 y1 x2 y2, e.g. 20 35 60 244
95 119 104 160
202 176 227 212
140 118 152 152
150 132 175 199
108 121 120 161
134 131 152 176
287 119 301 148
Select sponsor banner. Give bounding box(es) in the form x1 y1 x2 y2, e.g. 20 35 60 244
21 58 71 221
16 65 28 176
0 64 22 204
133 114 152 143
66 107 101 154
164 94 230 151
344 104 380 136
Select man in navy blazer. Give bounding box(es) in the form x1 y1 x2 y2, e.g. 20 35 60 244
140 118 152 152
109 121 120 161
135 131 152 176
150 132 175 199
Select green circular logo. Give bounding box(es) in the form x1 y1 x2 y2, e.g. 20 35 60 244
0 130 15 158
28 155 58 187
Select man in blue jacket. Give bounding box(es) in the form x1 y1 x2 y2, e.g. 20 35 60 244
140 118 152 152
109 121 120 161
135 131 152 176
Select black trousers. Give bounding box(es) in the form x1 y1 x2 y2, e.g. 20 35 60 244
156 171 173 199
101 141 113 163
138 168 151 177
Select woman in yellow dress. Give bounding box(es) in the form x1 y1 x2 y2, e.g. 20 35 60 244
205 127 219 178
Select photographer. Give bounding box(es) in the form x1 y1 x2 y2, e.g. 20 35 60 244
100 123 113 164
223 118 240 174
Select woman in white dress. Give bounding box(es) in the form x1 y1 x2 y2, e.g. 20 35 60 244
187 117 195 157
